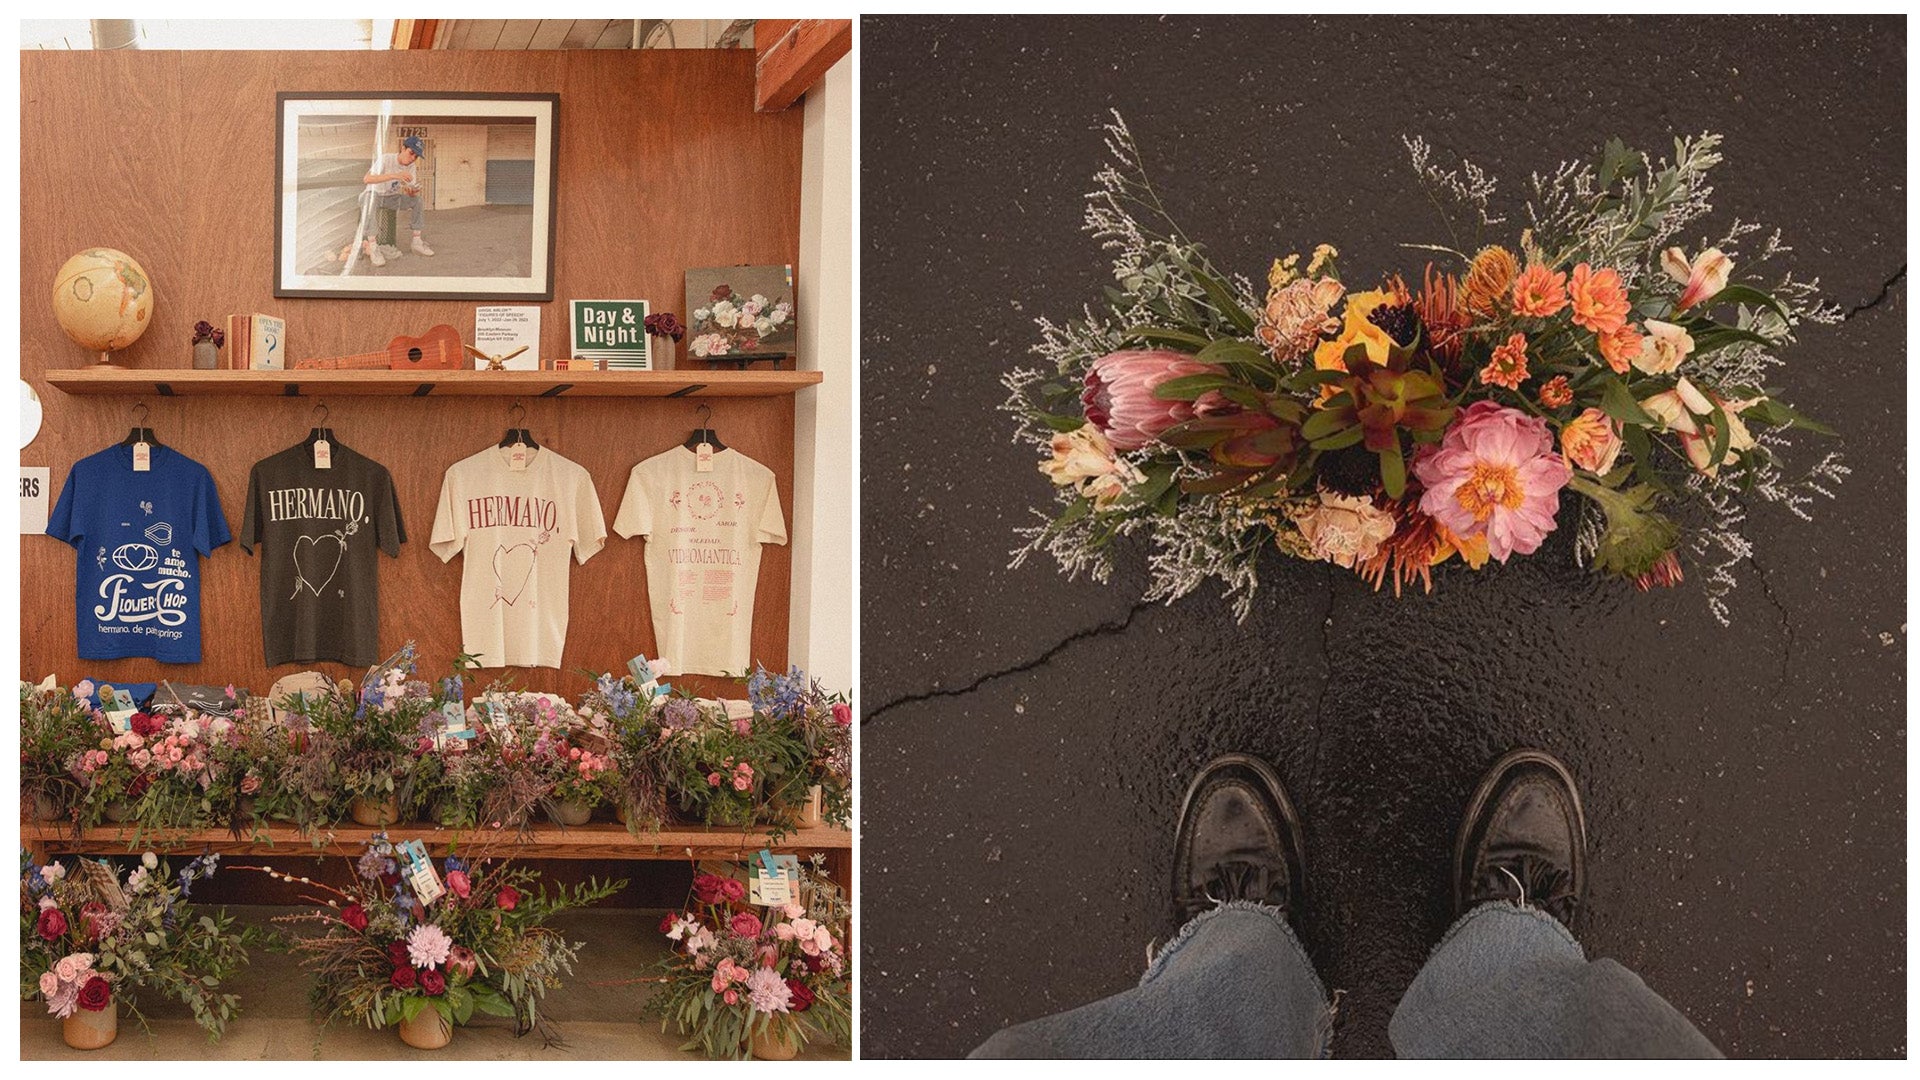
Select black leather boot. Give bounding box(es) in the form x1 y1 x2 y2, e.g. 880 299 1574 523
1171 753 1305 924
1454 748 1588 928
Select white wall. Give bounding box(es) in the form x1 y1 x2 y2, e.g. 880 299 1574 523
789 53 853 690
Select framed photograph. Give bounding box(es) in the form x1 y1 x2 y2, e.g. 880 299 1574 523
685 264 797 366
274 92 559 300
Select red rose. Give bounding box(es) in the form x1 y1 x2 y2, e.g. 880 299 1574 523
36 907 67 941
127 773 152 798
77 975 112 1012
658 911 679 935
340 903 369 931
419 969 447 996
711 284 733 302
130 712 162 737
496 886 520 911
390 965 418 991
691 874 726 905
729 911 763 939
720 878 747 904
386 942 411 967
803 953 826 974
832 702 852 726
786 979 815 1012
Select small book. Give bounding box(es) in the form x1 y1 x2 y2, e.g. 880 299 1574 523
248 314 286 370
225 315 248 370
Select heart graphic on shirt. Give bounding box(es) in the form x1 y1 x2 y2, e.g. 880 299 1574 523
292 534 346 598
492 542 538 607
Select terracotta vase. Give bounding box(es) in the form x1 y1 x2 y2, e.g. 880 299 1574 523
350 794 401 828
547 799 591 827
749 1023 801 1060
62 1002 117 1050
398 1007 452 1050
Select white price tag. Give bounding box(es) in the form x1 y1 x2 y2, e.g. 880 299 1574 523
313 440 331 469
748 850 801 907
397 839 444 906
508 445 529 472
132 442 150 472
696 442 714 473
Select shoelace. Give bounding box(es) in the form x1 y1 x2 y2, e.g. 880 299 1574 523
1484 854 1579 922
1200 859 1279 907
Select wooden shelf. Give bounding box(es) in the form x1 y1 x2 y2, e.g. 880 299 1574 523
23 820 850 861
42 367 823 399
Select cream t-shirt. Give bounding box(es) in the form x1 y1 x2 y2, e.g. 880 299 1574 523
614 446 785 676
430 445 606 668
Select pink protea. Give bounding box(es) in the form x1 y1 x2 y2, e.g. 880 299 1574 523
1412 401 1571 563
1081 350 1222 451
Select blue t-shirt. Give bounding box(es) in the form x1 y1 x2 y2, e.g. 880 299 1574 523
47 444 231 663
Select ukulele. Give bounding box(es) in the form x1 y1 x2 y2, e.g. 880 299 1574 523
291 324 466 371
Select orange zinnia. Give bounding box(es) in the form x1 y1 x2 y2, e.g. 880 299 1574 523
1480 332 1529 390
1595 322 1644 374
1569 263 1631 335
1510 264 1569 318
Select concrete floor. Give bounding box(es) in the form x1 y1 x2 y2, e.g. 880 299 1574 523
859 15 1905 1059
22 907 849 1061
303 204 535 279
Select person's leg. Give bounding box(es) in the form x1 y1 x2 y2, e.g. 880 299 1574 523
1389 750 1721 1059
971 754 1326 1058
361 192 391 267
403 194 433 255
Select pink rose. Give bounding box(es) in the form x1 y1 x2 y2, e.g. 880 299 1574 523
240 774 261 794
1081 350 1224 451
706 772 722 787
711 973 728 993
445 870 471 899
831 702 851 726
729 911 763 938
723 989 739 1005
732 774 751 792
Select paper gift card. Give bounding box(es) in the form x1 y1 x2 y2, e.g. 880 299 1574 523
433 702 475 750
396 839 445 906
100 684 137 732
749 850 801 907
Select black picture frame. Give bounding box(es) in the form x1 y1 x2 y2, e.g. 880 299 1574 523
273 91 560 301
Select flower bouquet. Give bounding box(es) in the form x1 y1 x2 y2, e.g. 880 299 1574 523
21 679 98 823
689 284 794 360
22 853 257 1048
660 695 806 829
281 644 448 827
747 665 853 829
1007 115 1846 623
581 668 675 832
257 841 623 1048
646 859 851 1059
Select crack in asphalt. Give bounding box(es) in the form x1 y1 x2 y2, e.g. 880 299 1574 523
861 598 1159 725
1845 265 1904 320
1745 553 1795 686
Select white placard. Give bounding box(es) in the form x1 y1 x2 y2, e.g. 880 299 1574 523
474 306 541 370
20 467 49 533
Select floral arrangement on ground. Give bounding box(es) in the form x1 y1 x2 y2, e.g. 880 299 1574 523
21 652 852 840
243 840 622 1044
1005 113 1846 623
22 852 259 1040
646 856 850 1059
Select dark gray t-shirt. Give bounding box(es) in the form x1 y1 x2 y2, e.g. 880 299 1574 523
240 439 405 666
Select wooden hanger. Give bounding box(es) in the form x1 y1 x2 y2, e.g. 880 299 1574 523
683 402 725 452
499 400 539 449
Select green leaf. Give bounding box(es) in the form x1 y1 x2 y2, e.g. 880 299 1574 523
1193 338 1272 372
1309 425 1366 451
1152 373 1241 401
1300 409 1352 443
1685 323 1774 356
1038 412 1086 434
1706 401 1731 469
1123 325 1211 350
1172 253 1258 336
399 994 427 1023
1379 439 1407 500
1741 397 1837 436
1691 284 1790 320
1597 376 1655 426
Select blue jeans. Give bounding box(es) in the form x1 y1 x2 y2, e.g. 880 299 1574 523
971 901 1723 1058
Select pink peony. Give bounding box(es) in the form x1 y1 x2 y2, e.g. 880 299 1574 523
1412 401 1571 563
1080 350 1222 451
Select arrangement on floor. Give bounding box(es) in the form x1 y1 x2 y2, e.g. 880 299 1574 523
245 842 623 1050
1005 113 1846 623
21 648 852 839
647 857 851 1060
22 853 258 1049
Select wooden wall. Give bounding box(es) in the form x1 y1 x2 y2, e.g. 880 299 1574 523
21 49 804 701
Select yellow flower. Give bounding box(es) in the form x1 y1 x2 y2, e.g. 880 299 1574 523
1308 243 1339 276
1312 289 1397 383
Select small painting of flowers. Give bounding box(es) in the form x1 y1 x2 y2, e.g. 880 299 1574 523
684 264 797 364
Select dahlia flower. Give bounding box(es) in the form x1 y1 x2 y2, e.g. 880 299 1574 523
1258 276 1345 361
1291 492 1397 569
1596 323 1644 374
1081 350 1223 451
746 966 794 1014
407 923 453 970
1413 401 1571 562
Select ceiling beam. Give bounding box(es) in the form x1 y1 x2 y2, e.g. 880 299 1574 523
391 18 438 50
754 19 851 113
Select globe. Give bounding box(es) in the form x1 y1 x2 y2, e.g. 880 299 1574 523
52 248 154 362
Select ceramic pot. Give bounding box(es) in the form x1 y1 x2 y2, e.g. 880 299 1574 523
799 784 825 828
547 799 591 827
614 801 629 826
63 1001 117 1050
749 1023 801 1060
32 791 64 821
102 801 135 823
398 1007 452 1050
350 794 401 828
192 340 219 369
